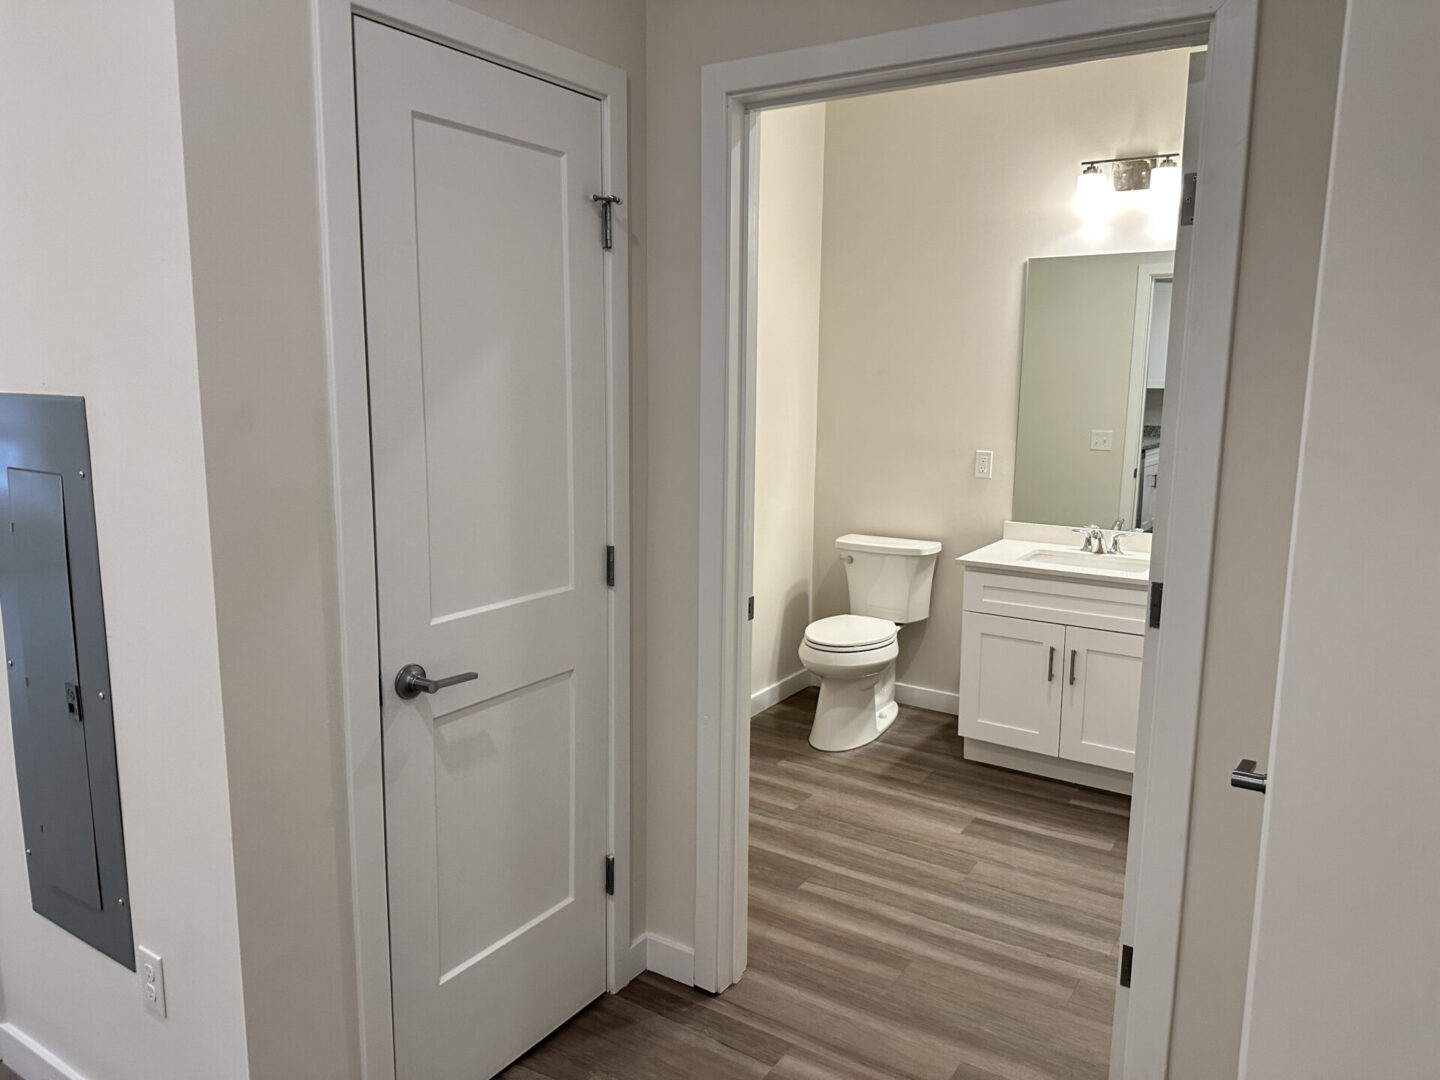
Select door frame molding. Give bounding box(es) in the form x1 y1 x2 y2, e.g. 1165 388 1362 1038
311 4 632 1077
695 3 1256 1078
1120 259 1175 529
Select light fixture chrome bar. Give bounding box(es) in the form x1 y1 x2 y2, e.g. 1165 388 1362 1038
1081 152 1180 167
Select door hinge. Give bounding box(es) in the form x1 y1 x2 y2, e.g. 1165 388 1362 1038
747 596 755 621
604 855 615 896
1119 943 1134 988
1179 171 1198 226
591 194 623 251
606 545 616 587
1148 581 1163 629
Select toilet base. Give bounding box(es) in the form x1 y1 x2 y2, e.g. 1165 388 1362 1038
808 661 897 752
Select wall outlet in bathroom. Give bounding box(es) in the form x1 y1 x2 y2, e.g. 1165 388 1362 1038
1090 429 1114 451
974 449 994 479
138 946 167 1019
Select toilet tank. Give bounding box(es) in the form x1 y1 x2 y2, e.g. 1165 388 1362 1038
836 534 942 623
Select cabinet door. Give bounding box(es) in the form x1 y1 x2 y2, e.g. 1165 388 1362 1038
958 612 1065 756
1059 626 1144 772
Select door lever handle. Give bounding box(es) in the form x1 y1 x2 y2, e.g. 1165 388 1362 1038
1231 758 1268 793
394 663 478 700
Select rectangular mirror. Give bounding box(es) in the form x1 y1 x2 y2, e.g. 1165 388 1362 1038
1013 251 1174 530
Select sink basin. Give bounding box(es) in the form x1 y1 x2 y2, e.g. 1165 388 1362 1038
1019 548 1150 576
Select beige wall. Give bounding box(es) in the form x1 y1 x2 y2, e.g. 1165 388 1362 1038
170 2 359 1076
810 55 1188 699
750 104 827 699
1168 0 1345 1074
1014 252 1169 529
0 1 250 1076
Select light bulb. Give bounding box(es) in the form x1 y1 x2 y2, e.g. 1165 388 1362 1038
1073 164 1114 223
1148 157 1181 237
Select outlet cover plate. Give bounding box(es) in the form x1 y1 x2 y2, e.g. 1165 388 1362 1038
138 946 166 1019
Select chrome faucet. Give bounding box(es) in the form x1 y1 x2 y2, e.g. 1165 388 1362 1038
1071 524 1105 552
1108 530 1140 555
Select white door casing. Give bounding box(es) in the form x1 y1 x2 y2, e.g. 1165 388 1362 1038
958 612 1065 755
1060 627 1143 772
698 7 1258 1076
355 18 609 1079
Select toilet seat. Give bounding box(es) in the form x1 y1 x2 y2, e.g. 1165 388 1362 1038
803 614 897 653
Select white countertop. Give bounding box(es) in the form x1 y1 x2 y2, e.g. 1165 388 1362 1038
956 537 1151 587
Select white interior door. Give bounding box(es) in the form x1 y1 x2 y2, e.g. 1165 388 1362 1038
1239 3 1440 1074
354 18 610 1080
1111 49 1205 1076
1059 627 1142 773
958 612 1065 755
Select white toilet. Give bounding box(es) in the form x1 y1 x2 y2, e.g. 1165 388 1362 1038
799 534 941 751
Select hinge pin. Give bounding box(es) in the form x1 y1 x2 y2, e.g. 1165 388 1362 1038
591 194 622 251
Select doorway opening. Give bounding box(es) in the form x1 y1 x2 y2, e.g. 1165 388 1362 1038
696 5 1257 1079
742 47 1191 1077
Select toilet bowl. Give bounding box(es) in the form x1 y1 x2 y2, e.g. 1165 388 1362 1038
799 615 899 751
799 533 942 752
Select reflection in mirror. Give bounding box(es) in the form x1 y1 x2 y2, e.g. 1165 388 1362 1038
1012 251 1173 530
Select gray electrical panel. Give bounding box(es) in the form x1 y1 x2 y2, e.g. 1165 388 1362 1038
0 394 133 968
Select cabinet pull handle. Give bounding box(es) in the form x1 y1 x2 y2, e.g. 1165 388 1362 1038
1069 649 1078 686
1047 646 1055 682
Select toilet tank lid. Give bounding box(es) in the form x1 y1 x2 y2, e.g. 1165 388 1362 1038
836 533 942 557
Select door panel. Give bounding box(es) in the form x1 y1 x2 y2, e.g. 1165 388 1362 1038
354 18 608 1080
958 612 1064 755
1060 626 1142 772
412 115 575 615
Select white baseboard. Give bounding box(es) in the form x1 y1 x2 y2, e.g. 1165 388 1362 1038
749 668 813 716
643 933 696 986
0 1023 90 1080
620 933 648 986
894 681 959 715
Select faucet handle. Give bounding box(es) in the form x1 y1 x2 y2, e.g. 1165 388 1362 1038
1108 530 1140 554
1071 526 1100 552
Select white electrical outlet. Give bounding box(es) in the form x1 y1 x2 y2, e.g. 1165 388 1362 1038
138 946 167 1019
974 449 994 479
1090 429 1114 451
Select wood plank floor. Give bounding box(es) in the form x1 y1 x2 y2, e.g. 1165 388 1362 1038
505 689 1129 1080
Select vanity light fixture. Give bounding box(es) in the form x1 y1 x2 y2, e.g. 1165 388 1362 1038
1073 153 1181 234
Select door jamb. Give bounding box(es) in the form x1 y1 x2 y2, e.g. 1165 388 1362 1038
696 4 1257 1078
1120 259 1175 528
311 3 633 1077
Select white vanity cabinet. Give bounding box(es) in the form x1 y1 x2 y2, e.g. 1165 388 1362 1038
958 567 1147 792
